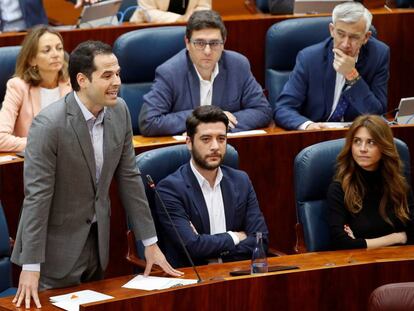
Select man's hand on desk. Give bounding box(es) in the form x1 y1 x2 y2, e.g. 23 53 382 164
74 0 99 9
223 111 238 129
13 270 41 309
305 123 328 130
144 243 184 277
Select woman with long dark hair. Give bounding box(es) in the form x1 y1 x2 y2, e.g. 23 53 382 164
328 115 414 249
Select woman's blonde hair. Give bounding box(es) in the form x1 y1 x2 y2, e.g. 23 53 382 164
14 25 68 86
335 115 410 225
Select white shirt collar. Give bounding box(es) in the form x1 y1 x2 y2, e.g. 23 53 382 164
190 160 223 189
193 63 219 82
74 92 106 122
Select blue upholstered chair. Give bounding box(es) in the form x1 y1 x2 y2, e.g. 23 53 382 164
0 202 17 298
118 0 138 22
0 46 21 108
293 138 410 253
256 0 270 12
113 26 185 135
126 144 239 270
265 17 377 108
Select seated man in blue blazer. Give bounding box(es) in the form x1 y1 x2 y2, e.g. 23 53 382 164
139 10 272 137
273 2 389 130
155 105 269 267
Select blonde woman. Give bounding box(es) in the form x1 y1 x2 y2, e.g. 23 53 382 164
0 25 71 152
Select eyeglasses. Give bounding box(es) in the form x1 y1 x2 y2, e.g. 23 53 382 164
190 40 224 51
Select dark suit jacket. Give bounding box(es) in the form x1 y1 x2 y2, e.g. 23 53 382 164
273 37 390 130
155 163 269 268
11 92 156 279
20 0 48 28
139 49 272 136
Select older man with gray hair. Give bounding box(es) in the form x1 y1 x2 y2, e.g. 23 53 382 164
273 2 389 130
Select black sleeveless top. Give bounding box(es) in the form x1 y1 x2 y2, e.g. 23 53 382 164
167 0 189 15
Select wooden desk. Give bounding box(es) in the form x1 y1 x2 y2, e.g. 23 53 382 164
1 246 414 311
1 8 413 111
2 125 414 281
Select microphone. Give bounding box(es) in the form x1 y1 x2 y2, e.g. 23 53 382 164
146 175 202 283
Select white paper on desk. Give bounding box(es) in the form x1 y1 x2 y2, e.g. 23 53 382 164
0 155 17 163
122 275 197 291
49 290 113 311
173 129 267 141
321 122 352 128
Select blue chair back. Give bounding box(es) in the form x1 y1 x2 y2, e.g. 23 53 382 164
265 17 377 108
132 144 239 260
118 0 138 22
256 0 269 12
0 46 21 108
113 26 186 134
294 138 410 252
0 202 16 297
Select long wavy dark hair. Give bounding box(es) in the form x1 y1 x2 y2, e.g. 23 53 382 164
334 115 410 225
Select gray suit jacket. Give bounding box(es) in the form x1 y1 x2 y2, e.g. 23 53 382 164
11 92 156 279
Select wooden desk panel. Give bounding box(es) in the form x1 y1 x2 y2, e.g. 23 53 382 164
2 125 414 282
1 9 413 111
1 246 414 311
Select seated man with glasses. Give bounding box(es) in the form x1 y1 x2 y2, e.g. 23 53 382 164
273 2 389 130
139 10 272 136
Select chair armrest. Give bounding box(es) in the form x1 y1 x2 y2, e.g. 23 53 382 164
294 223 308 254
267 247 286 257
126 230 163 274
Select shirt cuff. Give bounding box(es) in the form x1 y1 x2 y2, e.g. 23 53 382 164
23 264 40 272
227 231 240 246
298 121 313 130
142 236 158 247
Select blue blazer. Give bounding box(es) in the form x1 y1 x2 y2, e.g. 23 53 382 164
20 0 48 28
139 49 272 136
0 0 47 31
155 163 269 268
273 37 390 130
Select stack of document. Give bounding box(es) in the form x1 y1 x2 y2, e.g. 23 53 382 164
122 275 198 290
49 290 113 311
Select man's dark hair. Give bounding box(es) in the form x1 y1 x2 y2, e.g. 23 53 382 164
69 40 113 91
185 10 227 41
186 106 229 140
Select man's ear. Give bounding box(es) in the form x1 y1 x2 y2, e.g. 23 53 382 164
363 31 372 45
329 23 335 38
76 72 88 89
186 136 192 150
185 36 190 51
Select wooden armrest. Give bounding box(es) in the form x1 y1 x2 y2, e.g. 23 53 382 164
267 247 286 257
126 230 163 274
294 223 308 254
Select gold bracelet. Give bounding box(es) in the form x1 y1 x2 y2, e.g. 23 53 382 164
346 68 359 81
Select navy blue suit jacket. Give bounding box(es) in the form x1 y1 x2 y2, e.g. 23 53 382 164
273 37 389 130
0 0 47 31
139 49 272 136
155 163 269 268
20 0 48 28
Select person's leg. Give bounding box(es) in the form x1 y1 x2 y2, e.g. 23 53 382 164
39 223 103 290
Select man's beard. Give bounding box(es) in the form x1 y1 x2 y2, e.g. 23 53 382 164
191 148 224 170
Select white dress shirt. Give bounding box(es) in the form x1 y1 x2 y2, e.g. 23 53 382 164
193 63 219 106
190 161 239 246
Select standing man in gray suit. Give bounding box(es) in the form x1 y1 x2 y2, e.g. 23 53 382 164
11 40 182 309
